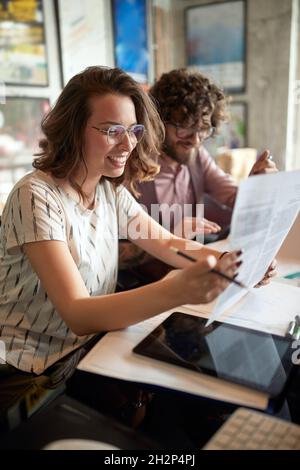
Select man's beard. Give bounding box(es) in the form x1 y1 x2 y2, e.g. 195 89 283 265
162 139 198 165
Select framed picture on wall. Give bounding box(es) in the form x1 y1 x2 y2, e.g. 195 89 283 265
0 0 48 86
0 96 50 165
57 0 112 85
204 102 247 157
112 0 149 84
0 97 50 209
185 0 246 93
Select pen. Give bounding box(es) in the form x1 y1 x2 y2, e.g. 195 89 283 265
292 316 300 340
170 247 247 290
286 321 296 338
293 326 300 341
286 316 300 340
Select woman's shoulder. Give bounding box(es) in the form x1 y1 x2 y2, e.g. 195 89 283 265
12 170 58 195
5 171 62 211
1 171 67 225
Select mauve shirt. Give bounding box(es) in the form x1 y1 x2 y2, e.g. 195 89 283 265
136 148 237 229
153 157 195 229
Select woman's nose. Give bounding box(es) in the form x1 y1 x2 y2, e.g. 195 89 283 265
118 131 135 151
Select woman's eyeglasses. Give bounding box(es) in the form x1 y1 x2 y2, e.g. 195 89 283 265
92 124 145 145
167 122 215 141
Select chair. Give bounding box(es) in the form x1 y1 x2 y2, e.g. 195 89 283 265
0 364 65 434
0 394 159 450
216 148 257 183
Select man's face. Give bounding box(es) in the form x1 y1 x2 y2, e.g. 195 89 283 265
163 118 213 165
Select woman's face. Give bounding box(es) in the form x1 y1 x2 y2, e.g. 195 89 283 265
82 93 138 179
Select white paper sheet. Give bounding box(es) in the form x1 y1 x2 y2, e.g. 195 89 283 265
207 171 300 325
186 281 300 336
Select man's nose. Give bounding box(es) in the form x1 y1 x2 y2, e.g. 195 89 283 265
188 130 201 145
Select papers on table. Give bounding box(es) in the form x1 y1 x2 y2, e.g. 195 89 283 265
186 280 300 337
78 307 269 410
207 170 300 326
78 281 300 411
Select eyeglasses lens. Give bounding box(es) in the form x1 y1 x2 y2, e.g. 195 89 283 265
108 125 145 144
176 126 213 140
132 125 145 142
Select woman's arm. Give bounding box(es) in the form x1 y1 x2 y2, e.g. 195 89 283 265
23 240 238 336
126 210 222 268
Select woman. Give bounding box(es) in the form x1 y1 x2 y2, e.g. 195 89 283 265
0 67 244 429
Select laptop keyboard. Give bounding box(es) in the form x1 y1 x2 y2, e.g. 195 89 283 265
203 407 300 450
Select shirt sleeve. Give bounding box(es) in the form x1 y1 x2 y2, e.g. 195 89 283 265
200 147 238 208
4 182 67 253
116 185 144 239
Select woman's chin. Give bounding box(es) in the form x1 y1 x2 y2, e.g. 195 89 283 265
104 166 126 178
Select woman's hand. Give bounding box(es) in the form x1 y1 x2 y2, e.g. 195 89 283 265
215 253 277 288
173 251 241 305
254 259 277 287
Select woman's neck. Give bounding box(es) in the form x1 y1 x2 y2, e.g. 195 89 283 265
50 171 101 209
71 167 101 206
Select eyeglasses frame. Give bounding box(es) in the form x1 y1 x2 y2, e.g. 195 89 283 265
166 122 215 141
91 124 145 145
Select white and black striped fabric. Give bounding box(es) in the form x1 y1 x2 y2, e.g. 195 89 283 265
0 170 142 374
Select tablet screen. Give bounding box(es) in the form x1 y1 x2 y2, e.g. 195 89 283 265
133 312 295 397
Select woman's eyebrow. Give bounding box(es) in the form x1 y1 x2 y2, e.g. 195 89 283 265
96 121 138 126
97 121 119 125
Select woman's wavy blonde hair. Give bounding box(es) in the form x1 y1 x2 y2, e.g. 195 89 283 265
33 66 164 200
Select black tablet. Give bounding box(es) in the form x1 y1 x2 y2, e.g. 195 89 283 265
133 312 296 397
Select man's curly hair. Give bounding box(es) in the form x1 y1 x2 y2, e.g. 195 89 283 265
149 68 229 132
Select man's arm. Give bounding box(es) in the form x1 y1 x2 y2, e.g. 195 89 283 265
200 147 238 208
200 148 278 208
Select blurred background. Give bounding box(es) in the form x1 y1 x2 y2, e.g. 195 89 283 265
0 0 300 213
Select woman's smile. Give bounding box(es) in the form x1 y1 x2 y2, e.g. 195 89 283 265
106 154 128 168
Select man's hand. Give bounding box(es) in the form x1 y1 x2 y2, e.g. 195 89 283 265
249 150 278 176
174 217 221 239
255 259 277 288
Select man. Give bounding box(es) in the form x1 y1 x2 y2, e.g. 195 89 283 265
118 68 277 283
136 68 276 240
